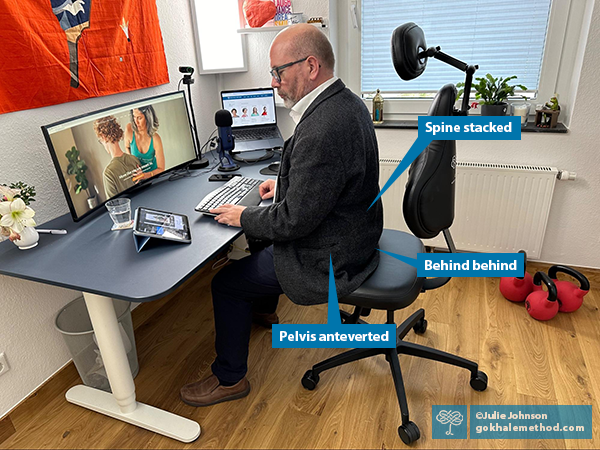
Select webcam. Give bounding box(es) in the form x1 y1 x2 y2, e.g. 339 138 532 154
179 66 194 75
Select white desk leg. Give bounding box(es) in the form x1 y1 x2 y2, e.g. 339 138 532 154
65 292 201 443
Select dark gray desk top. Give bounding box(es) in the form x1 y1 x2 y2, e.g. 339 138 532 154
0 154 277 302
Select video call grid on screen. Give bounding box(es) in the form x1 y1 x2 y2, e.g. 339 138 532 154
43 91 197 221
221 89 277 128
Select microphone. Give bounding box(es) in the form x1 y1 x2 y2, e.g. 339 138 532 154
215 110 239 172
216 109 235 151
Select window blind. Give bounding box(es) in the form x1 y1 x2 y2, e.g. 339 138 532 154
361 0 552 95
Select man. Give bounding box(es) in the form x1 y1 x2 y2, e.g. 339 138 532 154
93 116 142 198
180 24 383 406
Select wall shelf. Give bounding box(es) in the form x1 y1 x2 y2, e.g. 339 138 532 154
237 22 327 34
237 25 288 34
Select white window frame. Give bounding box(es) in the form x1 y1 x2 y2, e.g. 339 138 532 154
189 0 248 75
335 0 587 121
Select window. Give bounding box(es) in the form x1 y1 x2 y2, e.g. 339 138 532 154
190 0 247 74
361 0 552 97
335 0 582 119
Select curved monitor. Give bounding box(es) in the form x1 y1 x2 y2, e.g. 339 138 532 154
42 91 197 221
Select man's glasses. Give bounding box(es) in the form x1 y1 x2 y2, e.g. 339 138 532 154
269 57 308 83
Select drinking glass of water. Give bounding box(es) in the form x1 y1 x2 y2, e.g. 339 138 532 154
106 198 132 228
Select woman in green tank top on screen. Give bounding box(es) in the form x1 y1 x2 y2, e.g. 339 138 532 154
124 105 165 180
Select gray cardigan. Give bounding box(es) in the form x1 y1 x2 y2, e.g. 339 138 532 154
241 79 383 305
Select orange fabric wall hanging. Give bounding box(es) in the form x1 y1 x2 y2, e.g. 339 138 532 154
0 0 169 114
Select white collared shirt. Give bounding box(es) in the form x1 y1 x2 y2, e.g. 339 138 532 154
274 77 338 201
289 76 338 125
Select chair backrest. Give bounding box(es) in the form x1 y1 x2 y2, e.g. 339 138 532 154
402 84 457 239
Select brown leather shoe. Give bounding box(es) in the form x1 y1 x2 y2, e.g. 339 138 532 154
252 312 279 328
180 375 250 407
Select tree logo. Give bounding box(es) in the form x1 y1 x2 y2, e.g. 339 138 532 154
436 410 464 435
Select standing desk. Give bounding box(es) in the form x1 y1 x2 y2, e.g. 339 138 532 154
0 157 276 442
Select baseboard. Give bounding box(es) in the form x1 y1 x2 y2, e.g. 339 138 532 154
0 415 16 446
0 358 73 422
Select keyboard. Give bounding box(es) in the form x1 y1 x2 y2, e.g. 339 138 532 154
195 176 263 215
234 128 279 141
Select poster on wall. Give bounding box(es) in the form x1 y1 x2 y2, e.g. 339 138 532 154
0 0 169 115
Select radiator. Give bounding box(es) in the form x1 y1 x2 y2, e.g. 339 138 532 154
379 159 559 259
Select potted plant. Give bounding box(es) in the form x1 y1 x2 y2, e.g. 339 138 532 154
457 74 527 116
65 146 97 209
0 182 38 248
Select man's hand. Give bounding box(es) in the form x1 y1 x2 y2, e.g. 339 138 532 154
210 204 246 227
259 179 276 199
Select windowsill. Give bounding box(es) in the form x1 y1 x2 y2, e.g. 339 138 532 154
520 122 568 133
373 120 418 129
373 120 568 133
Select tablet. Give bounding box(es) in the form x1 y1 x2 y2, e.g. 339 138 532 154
133 207 191 244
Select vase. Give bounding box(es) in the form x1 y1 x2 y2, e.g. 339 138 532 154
13 227 39 250
511 102 531 126
87 196 98 209
481 103 508 116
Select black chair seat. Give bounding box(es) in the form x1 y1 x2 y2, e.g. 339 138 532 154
342 229 424 310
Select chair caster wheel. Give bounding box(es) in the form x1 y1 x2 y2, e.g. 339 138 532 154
398 421 420 444
301 370 320 390
413 318 428 334
470 370 488 391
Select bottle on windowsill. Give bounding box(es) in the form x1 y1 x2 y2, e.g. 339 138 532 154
373 89 384 124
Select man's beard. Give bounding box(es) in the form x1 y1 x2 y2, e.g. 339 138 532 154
282 96 298 109
278 88 300 109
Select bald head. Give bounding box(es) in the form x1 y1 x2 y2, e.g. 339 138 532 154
271 24 335 73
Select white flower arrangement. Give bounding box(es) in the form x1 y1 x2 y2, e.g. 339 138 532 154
0 183 36 242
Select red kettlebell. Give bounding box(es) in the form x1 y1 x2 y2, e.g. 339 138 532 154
525 272 559 321
548 265 590 313
500 250 533 302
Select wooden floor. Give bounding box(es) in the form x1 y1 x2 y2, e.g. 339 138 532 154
1 261 599 449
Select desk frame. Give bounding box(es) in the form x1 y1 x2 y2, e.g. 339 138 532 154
64 292 201 442
0 156 276 443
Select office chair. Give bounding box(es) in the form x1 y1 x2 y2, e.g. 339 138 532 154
300 23 486 445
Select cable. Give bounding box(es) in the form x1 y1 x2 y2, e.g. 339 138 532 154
200 128 218 159
211 241 251 270
212 255 230 270
186 81 203 160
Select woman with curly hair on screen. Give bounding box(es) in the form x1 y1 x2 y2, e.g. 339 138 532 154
94 116 142 199
124 105 165 180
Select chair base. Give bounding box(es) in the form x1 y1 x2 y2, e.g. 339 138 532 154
302 308 488 445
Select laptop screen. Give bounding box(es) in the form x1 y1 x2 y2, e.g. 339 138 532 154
221 88 277 129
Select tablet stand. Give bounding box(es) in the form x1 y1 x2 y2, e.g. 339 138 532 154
133 234 152 252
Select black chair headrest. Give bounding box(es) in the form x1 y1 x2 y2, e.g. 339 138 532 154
403 84 457 239
391 22 427 81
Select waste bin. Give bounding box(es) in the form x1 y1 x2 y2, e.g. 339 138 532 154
55 296 139 392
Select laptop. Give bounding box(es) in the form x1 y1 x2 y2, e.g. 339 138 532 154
221 88 285 153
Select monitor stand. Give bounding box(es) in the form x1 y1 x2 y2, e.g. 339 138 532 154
189 157 209 170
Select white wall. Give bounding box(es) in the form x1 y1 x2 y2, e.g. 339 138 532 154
2 0 599 420
375 2 600 269
223 0 600 269
0 0 219 418
219 0 331 140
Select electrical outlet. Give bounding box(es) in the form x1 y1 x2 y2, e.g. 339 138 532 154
0 353 10 377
